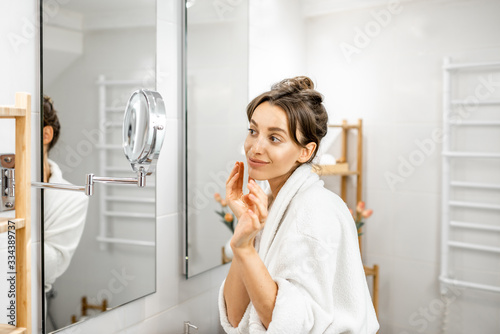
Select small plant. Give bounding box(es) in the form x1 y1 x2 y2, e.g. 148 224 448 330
349 201 373 236
214 193 235 233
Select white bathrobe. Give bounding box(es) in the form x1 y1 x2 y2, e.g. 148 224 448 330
44 159 89 292
219 163 379 333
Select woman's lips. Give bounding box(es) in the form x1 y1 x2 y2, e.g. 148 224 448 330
248 158 269 168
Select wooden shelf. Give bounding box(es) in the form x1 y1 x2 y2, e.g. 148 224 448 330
0 218 25 234
0 107 26 118
0 325 27 334
313 162 359 176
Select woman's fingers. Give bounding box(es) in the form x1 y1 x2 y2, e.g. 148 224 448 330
247 180 268 207
248 193 267 225
237 162 244 193
226 171 239 194
226 163 239 187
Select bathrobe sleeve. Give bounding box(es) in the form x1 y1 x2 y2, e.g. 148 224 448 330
248 191 378 333
218 278 252 334
44 188 89 292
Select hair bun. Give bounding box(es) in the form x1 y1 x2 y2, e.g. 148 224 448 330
272 76 315 92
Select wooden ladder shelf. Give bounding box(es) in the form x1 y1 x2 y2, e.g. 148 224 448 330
0 93 32 334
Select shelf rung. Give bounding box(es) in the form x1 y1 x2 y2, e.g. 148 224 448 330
439 276 500 293
104 211 155 219
0 218 25 234
448 240 500 254
0 106 26 118
448 120 500 126
0 325 27 334
450 220 500 232
444 60 500 70
451 180 500 190
96 236 154 247
442 151 500 158
449 200 500 211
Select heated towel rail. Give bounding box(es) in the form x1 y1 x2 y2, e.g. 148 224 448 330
440 57 500 294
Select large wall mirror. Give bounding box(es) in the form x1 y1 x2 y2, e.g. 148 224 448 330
185 0 249 277
40 0 156 332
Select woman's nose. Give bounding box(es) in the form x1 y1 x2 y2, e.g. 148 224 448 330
251 136 264 154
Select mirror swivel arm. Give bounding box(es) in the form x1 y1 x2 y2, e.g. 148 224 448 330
31 169 147 196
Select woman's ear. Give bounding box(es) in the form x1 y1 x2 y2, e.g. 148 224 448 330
43 125 54 146
298 142 317 163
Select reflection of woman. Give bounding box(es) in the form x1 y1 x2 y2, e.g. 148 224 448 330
43 96 89 293
219 77 379 333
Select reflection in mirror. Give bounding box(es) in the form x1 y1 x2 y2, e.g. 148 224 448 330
185 0 249 277
41 0 156 332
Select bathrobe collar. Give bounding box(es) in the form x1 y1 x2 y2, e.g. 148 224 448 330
257 163 320 262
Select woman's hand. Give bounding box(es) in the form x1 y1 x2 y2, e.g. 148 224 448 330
230 178 269 252
226 161 252 220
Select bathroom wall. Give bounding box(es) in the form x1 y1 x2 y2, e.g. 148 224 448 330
304 0 500 333
248 0 306 97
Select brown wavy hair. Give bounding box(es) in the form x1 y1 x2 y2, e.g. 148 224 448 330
246 76 329 164
43 95 61 151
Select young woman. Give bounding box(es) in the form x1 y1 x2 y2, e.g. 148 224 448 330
219 76 379 333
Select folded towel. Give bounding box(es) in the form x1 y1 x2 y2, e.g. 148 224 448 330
219 163 379 333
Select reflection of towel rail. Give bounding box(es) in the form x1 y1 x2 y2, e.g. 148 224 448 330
97 236 154 247
97 74 155 249
105 167 132 173
105 196 154 204
97 145 122 150
104 211 155 219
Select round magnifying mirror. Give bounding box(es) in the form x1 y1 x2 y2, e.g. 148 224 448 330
123 89 166 175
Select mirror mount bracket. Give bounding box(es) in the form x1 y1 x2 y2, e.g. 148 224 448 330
31 168 147 196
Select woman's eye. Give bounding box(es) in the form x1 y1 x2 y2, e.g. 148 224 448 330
248 128 256 135
271 136 281 143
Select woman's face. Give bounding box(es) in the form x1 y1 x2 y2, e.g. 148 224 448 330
244 101 307 181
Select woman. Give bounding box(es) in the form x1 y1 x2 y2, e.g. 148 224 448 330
43 96 89 293
219 77 379 333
